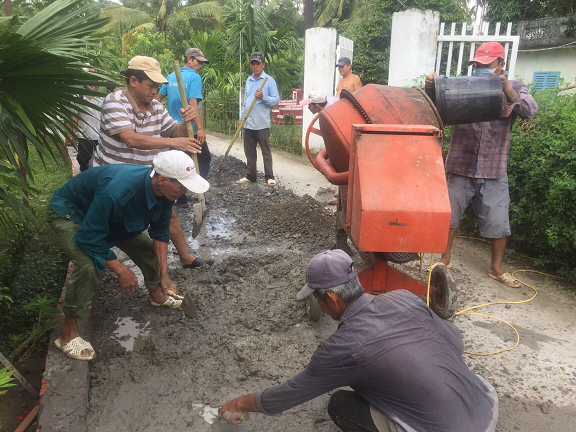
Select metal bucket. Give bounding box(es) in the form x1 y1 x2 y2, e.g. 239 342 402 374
433 75 502 125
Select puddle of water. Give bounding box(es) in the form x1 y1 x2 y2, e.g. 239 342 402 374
112 317 150 352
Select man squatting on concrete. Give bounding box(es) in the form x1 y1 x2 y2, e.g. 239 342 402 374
426 42 538 288
49 151 209 361
157 47 211 181
219 249 498 432
91 55 213 269
236 52 280 187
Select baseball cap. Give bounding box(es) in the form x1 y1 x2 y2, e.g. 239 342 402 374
335 57 352 67
468 42 505 65
126 55 167 83
150 151 209 194
296 249 357 300
299 90 328 106
250 52 265 63
185 47 209 64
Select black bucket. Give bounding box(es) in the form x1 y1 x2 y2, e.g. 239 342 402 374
433 75 502 125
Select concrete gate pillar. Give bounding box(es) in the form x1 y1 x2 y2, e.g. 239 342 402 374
388 9 440 86
301 27 337 154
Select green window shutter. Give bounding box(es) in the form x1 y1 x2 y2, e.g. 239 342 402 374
532 72 560 91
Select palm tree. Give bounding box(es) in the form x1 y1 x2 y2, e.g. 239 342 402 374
0 0 113 232
101 0 223 55
314 0 358 27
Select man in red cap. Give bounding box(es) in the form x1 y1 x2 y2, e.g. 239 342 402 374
217 249 498 431
425 42 538 288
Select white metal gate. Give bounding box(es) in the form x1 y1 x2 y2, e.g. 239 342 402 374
435 22 520 78
334 36 354 94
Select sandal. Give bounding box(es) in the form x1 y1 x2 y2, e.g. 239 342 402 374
236 177 252 184
167 289 184 300
55 336 96 361
267 179 276 187
488 272 521 288
150 296 183 309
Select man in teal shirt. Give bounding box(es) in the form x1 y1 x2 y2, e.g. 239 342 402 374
48 151 209 360
236 52 280 187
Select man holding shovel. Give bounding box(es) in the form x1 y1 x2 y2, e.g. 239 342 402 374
92 55 213 269
49 151 209 360
157 47 211 200
236 52 280 187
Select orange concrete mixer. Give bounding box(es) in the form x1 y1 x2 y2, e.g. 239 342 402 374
304 80 502 318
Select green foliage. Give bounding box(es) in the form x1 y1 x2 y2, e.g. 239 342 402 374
508 89 576 280
125 32 176 74
0 367 16 396
0 284 13 309
339 0 469 85
270 123 302 155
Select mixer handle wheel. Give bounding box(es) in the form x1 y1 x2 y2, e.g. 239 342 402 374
304 113 322 170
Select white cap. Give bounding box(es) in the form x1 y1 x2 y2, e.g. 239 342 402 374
299 90 327 106
150 151 209 193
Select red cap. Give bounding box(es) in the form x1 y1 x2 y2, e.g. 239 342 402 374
468 42 505 66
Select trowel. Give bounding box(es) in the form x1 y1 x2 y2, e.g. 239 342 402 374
192 404 249 425
169 290 198 318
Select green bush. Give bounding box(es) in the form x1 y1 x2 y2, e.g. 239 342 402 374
508 89 576 280
270 124 302 155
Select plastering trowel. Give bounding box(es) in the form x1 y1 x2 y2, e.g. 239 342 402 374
192 404 249 425
181 292 198 318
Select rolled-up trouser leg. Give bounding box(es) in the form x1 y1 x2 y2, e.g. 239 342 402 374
328 390 397 432
117 233 161 291
47 209 101 319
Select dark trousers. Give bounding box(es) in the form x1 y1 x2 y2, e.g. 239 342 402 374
77 138 98 172
328 390 397 432
243 128 274 182
196 138 211 180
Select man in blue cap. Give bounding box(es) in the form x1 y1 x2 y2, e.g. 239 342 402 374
218 249 498 431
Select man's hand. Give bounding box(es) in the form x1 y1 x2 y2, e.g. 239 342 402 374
160 275 176 295
196 128 206 145
169 137 203 153
425 73 437 89
116 266 139 293
237 120 243 129
492 62 518 103
218 394 257 424
254 88 263 100
180 105 197 123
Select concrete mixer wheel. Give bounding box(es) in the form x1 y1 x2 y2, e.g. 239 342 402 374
429 265 457 319
306 295 322 322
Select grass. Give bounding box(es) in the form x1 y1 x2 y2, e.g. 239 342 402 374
0 149 71 358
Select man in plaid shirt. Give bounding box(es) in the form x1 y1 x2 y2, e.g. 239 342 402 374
426 42 538 288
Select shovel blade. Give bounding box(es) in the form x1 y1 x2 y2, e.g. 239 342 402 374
181 293 198 318
191 202 204 238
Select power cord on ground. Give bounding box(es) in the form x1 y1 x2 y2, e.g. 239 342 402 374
425 253 563 356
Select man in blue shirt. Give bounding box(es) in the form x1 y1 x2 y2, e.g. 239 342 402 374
48 151 209 361
219 250 498 432
237 52 280 187
157 48 211 182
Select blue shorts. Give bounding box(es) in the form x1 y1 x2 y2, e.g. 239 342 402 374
447 172 511 238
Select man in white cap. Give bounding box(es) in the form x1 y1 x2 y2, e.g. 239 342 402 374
218 249 498 432
298 90 328 114
425 42 538 288
48 151 209 361
93 55 214 270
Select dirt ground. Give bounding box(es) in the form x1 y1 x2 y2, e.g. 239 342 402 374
38 134 576 432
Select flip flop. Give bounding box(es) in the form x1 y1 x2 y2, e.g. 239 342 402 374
267 179 276 187
488 272 521 288
428 262 452 271
182 257 214 269
55 336 96 361
167 289 184 300
150 296 183 309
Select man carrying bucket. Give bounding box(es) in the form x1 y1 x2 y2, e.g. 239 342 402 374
426 42 538 288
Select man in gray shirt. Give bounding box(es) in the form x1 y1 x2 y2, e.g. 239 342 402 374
219 249 498 432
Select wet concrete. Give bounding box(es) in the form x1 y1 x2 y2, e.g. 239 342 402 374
37 133 576 432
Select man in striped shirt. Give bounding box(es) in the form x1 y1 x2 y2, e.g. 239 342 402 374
426 42 538 288
92 55 213 269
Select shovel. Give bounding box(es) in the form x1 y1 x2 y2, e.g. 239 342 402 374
216 77 268 186
174 60 206 238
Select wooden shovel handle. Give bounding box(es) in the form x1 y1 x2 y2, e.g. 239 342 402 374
174 60 200 175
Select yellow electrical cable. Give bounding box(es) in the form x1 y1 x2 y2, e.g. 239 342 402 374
423 245 565 356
